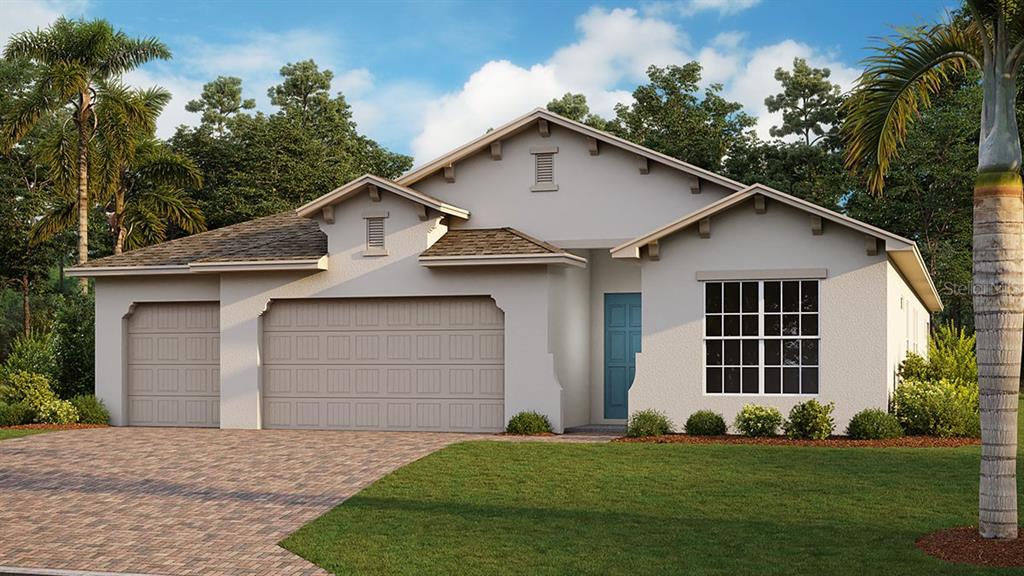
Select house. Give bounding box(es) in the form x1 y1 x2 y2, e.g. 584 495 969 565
67 108 940 433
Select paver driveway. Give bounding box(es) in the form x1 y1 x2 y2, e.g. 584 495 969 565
0 427 473 575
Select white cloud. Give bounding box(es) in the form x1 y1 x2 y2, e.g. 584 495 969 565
0 0 88 49
723 39 859 140
644 0 760 18
412 7 689 160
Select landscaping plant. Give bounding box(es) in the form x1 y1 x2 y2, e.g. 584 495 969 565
733 404 783 437
505 411 552 435
0 370 78 425
684 410 727 436
846 408 903 440
626 409 674 437
892 379 980 438
70 394 110 425
0 401 34 426
52 292 95 398
2 332 57 382
783 400 835 440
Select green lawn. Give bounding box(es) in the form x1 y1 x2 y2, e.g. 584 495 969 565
0 429 50 441
284 426 1024 576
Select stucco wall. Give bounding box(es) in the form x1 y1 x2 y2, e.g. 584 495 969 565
94 275 220 425
629 197 891 431
886 262 931 393
413 123 734 248
547 258 591 428
588 249 641 424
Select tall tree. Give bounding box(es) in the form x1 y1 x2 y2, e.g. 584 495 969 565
608 63 756 172
185 76 255 136
765 57 843 145
545 93 610 129
1 17 170 290
842 0 1024 539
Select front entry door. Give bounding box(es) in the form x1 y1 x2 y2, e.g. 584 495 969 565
604 293 641 419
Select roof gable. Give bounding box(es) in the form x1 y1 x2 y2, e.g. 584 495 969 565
396 109 747 193
611 183 942 312
297 174 470 220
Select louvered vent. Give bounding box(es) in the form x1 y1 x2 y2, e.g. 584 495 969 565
535 153 554 184
366 217 385 250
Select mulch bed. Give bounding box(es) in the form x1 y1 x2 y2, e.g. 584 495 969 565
613 434 979 448
917 527 1024 567
0 423 108 430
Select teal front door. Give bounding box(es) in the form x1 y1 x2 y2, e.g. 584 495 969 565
604 292 641 419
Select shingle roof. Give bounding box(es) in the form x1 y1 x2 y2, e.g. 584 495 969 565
420 228 567 257
74 211 326 269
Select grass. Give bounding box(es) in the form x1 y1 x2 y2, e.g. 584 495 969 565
283 419 1024 576
0 428 50 441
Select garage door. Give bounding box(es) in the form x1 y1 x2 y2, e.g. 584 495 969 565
262 297 504 432
127 302 220 427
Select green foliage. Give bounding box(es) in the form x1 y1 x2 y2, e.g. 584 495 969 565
0 400 35 426
897 352 933 382
0 370 57 407
896 322 976 385
764 57 843 145
52 292 95 398
734 404 783 437
846 409 903 440
626 409 674 437
69 394 108 424
185 76 254 134
35 397 78 424
545 93 611 129
684 410 727 436
505 411 552 435
891 379 979 438
782 400 835 440
3 332 56 381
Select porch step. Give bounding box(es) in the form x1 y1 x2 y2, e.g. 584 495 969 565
564 424 626 435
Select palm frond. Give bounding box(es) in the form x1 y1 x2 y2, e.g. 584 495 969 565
133 186 206 236
1 80 57 151
33 117 79 198
29 198 77 244
97 35 171 78
841 23 981 193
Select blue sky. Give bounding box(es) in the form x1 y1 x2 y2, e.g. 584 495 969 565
2 0 952 161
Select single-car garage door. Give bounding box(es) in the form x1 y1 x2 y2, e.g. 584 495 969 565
127 302 220 427
262 297 504 432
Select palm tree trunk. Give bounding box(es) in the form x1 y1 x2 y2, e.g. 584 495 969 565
113 189 126 255
21 272 30 337
76 90 91 293
974 169 1022 540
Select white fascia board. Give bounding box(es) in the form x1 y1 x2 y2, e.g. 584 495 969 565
419 253 587 268
64 264 191 277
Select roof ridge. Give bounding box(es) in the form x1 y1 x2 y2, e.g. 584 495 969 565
502 227 563 254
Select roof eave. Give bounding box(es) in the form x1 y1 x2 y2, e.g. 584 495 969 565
419 253 587 268
297 175 470 220
66 256 328 277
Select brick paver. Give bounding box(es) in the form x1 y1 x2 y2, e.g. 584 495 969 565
0 428 472 575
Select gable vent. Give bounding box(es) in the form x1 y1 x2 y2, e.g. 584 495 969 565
535 153 554 184
364 217 386 256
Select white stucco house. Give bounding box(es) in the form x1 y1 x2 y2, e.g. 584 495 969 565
68 109 941 433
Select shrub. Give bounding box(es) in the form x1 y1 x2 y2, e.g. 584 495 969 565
52 292 95 399
0 370 57 407
927 323 976 384
0 401 35 426
892 379 979 438
35 398 78 424
70 394 109 425
3 332 57 382
505 411 552 435
783 400 835 439
846 409 903 440
684 410 727 436
897 352 933 382
627 409 674 437
734 404 783 437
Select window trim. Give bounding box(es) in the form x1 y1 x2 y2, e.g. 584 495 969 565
701 279 821 397
530 145 559 192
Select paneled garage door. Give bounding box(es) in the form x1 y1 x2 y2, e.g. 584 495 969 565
127 302 220 427
262 297 504 432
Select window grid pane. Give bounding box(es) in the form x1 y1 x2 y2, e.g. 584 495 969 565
705 279 819 396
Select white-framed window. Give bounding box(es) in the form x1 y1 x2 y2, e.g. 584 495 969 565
704 279 819 395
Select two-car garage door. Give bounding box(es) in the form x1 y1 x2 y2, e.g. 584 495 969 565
262 297 505 432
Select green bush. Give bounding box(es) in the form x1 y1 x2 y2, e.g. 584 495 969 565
627 409 674 437
36 398 78 424
684 410 727 435
0 401 35 426
505 411 552 435
52 292 95 399
896 323 976 385
846 408 903 440
734 404 783 437
897 352 933 382
783 400 835 439
70 394 109 425
892 379 979 438
3 332 57 382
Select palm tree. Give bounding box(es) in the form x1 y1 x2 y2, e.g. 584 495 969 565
842 0 1023 540
33 85 205 254
2 17 170 290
